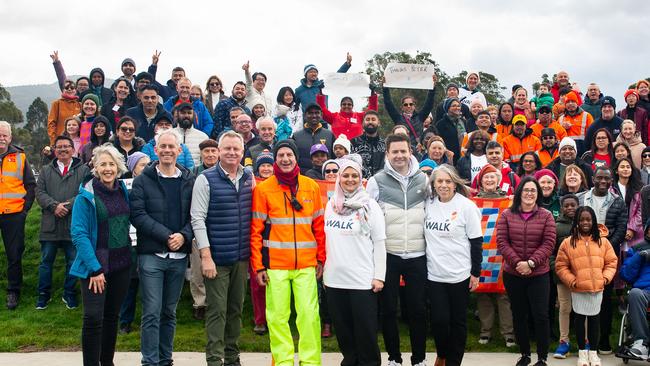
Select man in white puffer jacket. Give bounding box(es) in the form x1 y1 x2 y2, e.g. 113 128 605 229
366 133 428 366
173 103 209 167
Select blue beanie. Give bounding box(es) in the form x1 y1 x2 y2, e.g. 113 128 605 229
254 152 274 175
419 159 438 170
303 64 318 76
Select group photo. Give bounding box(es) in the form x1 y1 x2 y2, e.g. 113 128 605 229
1 1 649 366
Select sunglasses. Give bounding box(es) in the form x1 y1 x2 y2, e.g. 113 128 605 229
643 154 650 158
120 127 136 133
538 110 551 114
64 85 76 90
209 82 221 87
403 103 415 107
542 136 555 140
324 169 339 174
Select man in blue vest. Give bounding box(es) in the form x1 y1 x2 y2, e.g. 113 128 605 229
191 130 254 366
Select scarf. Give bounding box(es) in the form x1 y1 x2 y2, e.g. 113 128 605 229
273 162 300 195
61 93 79 101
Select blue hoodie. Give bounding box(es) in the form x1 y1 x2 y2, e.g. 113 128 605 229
295 61 350 111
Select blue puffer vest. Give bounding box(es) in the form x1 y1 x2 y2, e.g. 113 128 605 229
203 166 253 265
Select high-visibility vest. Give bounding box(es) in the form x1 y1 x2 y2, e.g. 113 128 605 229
0 151 27 214
559 112 590 140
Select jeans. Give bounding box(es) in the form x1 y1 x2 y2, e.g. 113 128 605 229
37 240 76 298
428 278 470 366
504 272 550 360
119 278 139 326
380 254 427 365
0 212 26 294
81 267 131 366
326 287 380 366
138 254 188 366
628 288 650 342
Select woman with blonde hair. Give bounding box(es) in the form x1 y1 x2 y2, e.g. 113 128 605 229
616 119 646 168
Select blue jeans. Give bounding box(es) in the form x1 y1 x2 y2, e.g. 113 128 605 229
628 288 650 342
138 254 188 366
37 240 76 297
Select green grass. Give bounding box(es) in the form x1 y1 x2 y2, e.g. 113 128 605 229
0 209 622 353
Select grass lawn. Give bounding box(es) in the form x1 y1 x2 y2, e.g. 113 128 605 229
0 209 622 353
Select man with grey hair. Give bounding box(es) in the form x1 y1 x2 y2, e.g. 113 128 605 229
191 130 253 366
582 83 604 120
0 121 36 310
244 117 276 168
130 128 195 366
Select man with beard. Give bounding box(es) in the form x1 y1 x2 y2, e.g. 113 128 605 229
244 117 276 168
351 111 386 179
502 115 541 170
120 58 137 86
163 78 214 136
559 91 593 157
536 128 559 167
292 104 334 173
584 96 623 149
213 82 251 138
461 110 498 155
126 85 172 141
173 103 209 167
546 137 593 185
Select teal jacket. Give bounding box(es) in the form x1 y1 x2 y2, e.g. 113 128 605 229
70 178 129 279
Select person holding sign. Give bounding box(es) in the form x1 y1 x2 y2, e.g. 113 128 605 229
295 53 352 112
382 74 438 152
424 164 483 366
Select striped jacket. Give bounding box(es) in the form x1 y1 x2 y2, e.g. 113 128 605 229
250 174 326 271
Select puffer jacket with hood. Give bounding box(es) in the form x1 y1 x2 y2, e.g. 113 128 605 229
295 62 351 111
88 68 114 107
366 155 428 256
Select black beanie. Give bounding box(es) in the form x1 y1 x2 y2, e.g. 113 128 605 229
273 139 299 160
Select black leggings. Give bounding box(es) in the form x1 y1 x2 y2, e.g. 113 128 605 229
503 272 550 360
428 278 470 366
80 268 131 366
575 313 600 350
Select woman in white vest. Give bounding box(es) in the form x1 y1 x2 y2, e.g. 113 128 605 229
424 164 484 366
323 154 386 366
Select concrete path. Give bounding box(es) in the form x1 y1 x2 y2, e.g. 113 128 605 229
0 352 635 365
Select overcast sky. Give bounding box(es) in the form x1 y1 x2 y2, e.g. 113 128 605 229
2 0 648 104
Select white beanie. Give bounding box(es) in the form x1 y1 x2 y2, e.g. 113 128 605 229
333 134 351 154
558 137 577 151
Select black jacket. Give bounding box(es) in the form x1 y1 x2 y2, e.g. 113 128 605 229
546 157 594 188
129 162 195 254
126 104 173 141
577 189 628 253
435 114 466 165
351 134 386 179
383 85 439 149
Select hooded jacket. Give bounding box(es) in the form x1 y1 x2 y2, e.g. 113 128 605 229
88 68 114 107
501 128 541 167
435 113 465 165
126 103 173 142
366 155 427 256
621 240 650 290
582 93 604 120
47 96 81 145
36 157 90 241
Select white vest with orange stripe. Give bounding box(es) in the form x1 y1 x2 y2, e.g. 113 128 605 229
0 151 27 214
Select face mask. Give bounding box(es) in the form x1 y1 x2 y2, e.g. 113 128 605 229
364 125 378 134
179 118 193 129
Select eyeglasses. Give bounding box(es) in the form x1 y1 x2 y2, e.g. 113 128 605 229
120 127 136 133
324 169 339 174
55 145 73 150
403 103 415 107
209 82 221 87
237 120 252 125
522 188 537 194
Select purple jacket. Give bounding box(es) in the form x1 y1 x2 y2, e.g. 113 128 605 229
497 206 556 277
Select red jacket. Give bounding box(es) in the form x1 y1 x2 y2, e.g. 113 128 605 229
317 93 378 139
496 206 556 277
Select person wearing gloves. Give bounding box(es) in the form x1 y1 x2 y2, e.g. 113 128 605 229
324 154 386 366
425 164 484 366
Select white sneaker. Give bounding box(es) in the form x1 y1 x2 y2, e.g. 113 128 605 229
387 361 402 366
587 350 601 366
577 349 589 366
629 339 649 360
412 362 427 366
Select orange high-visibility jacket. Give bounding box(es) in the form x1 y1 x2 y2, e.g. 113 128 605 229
250 174 326 272
502 131 541 164
537 147 559 167
0 151 28 214
559 111 593 140
530 120 568 142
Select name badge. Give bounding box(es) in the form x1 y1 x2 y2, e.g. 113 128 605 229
112 104 120 112
350 117 357 124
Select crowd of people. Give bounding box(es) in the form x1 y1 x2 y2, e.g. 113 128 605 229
2 50 650 366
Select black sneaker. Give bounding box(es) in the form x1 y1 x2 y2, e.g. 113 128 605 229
516 354 531 366
62 294 78 309
35 295 51 310
598 342 613 355
6 292 18 310
532 359 547 366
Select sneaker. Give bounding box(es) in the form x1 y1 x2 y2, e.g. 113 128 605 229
35 295 51 310
531 360 546 366
597 341 612 355
412 362 427 366
119 323 132 334
553 341 570 359
387 361 402 366
628 339 649 360
505 338 516 348
478 336 490 344
515 354 531 366
321 323 332 338
6 292 18 310
587 350 601 366
253 324 267 335
62 294 78 309
577 350 589 366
